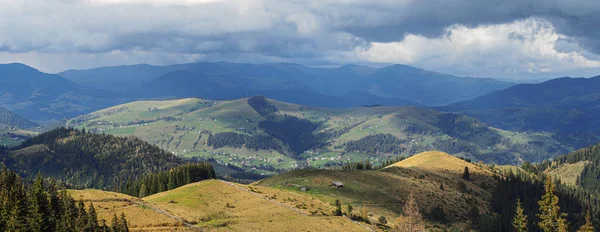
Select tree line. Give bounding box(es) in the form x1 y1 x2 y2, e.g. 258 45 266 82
343 134 404 154
0 164 129 231
207 132 282 152
118 163 216 197
488 170 599 231
1 127 184 190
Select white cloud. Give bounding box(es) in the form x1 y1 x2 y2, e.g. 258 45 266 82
355 18 600 78
0 0 599 78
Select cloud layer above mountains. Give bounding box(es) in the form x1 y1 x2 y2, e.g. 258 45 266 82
1 0 600 78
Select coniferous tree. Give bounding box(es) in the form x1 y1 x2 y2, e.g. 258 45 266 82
0 164 125 232
395 192 424 232
462 167 471 181
88 203 99 231
577 210 594 232
28 173 49 232
75 200 89 232
334 199 342 216
119 213 129 232
538 178 568 232
513 199 528 232
111 213 120 232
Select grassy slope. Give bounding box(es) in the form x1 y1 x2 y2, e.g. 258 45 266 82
544 161 589 186
257 151 499 228
69 97 569 174
68 189 189 231
71 180 368 231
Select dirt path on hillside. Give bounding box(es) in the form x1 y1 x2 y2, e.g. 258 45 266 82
129 199 202 231
218 180 374 232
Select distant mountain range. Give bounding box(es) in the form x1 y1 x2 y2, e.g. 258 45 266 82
0 63 123 121
442 76 600 147
60 62 515 107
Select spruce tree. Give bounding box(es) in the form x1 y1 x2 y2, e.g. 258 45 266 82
75 200 89 231
28 173 49 232
334 199 342 216
88 203 99 230
395 192 424 232
537 177 568 232
513 199 528 232
119 212 129 232
111 213 120 232
577 209 594 232
462 167 471 180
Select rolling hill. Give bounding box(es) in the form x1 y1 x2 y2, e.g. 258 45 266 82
0 63 125 121
0 127 184 189
0 106 38 129
68 97 571 177
60 62 514 107
442 76 600 148
71 180 369 231
257 151 495 226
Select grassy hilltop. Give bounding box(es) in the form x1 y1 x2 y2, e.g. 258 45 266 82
68 151 511 231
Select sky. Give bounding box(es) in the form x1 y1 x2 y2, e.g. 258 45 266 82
1 0 600 79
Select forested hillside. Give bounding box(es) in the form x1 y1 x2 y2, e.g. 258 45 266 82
0 107 38 129
0 63 125 121
0 127 215 190
68 97 571 177
0 165 129 231
443 76 600 148
61 62 513 107
533 142 600 194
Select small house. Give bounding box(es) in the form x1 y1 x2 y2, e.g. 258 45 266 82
330 181 344 188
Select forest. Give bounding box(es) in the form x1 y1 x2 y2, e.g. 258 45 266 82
0 107 38 129
343 134 404 154
248 96 325 156
207 132 282 152
532 142 600 194
0 165 129 231
0 128 216 191
120 162 215 197
488 170 599 231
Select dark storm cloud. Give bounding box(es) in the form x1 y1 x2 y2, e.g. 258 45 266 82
0 0 599 77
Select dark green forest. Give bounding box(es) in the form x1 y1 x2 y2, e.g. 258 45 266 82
343 134 404 154
488 170 599 232
532 142 600 195
121 163 215 197
249 96 325 156
0 165 129 231
207 132 282 152
0 128 207 190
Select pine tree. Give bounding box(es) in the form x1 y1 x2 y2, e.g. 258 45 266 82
334 199 342 216
513 199 528 232
111 213 120 232
48 180 62 231
88 203 99 230
119 212 129 232
138 184 147 198
577 209 594 232
75 200 89 231
462 167 471 180
538 177 568 232
347 204 353 218
395 192 425 232
28 173 49 232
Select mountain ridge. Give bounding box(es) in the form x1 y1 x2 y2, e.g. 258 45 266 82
59 61 515 107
